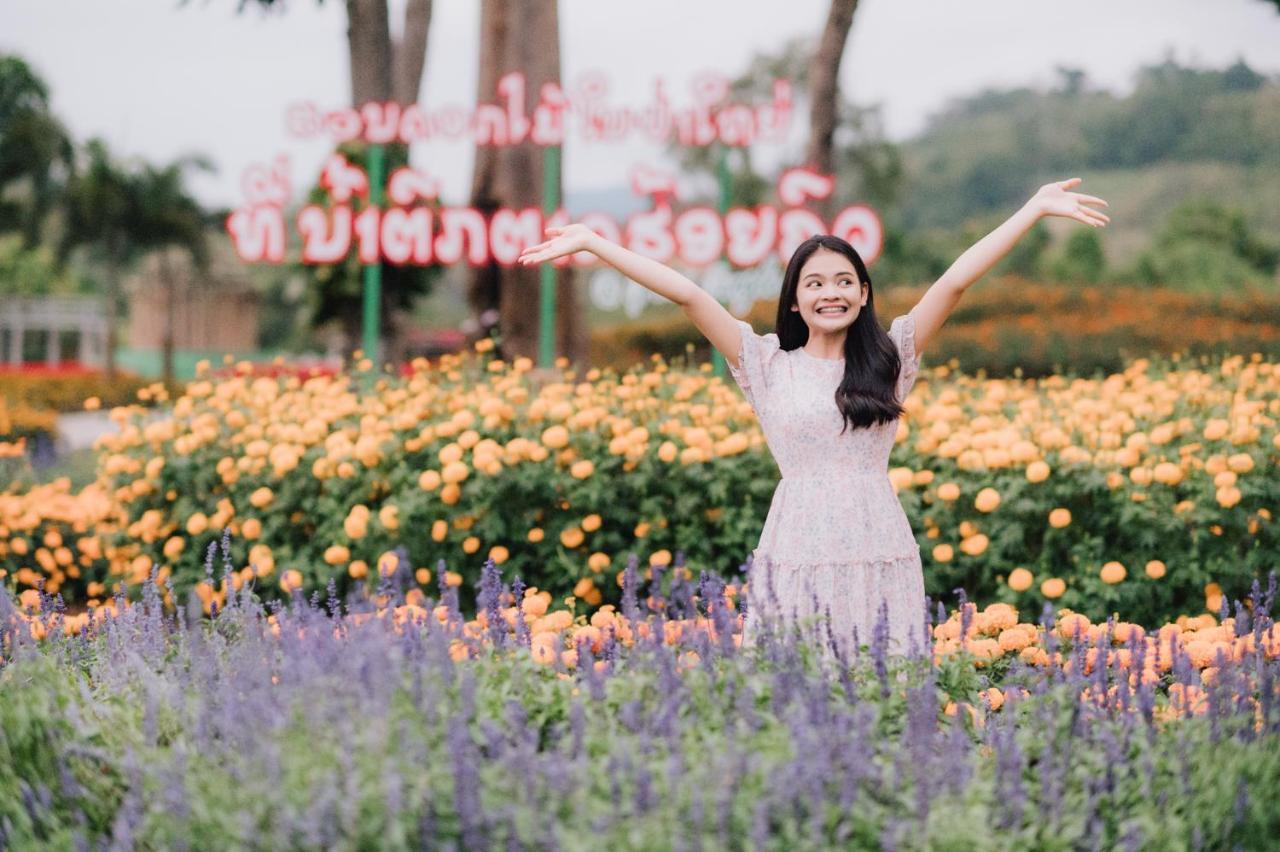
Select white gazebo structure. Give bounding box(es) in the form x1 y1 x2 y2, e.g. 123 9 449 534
0 295 108 367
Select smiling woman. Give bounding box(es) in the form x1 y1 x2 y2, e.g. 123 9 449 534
518 177 1109 663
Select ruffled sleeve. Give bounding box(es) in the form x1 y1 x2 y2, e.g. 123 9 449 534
727 319 782 414
888 312 923 401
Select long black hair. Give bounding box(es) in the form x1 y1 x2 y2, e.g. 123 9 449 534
774 234 905 434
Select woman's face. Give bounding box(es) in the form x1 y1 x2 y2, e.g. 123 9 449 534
790 248 867 333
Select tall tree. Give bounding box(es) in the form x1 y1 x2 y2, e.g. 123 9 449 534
230 0 435 362
58 139 136 381
467 0 581 367
230 0 433 108
130 155 215 387
805 0 860 220
0 55 74 248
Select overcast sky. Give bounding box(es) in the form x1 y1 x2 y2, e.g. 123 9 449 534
4 0 1279 210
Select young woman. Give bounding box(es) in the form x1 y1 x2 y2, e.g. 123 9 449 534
518 177 1109 662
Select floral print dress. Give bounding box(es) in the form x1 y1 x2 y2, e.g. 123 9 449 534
728 312 928 661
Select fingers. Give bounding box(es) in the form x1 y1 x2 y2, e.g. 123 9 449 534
1080 202 1111 222
1071 192 1109 207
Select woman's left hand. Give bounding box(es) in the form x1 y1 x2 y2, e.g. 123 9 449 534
1029 177 1111 228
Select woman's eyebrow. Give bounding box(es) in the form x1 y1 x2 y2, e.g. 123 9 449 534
803 272 854 281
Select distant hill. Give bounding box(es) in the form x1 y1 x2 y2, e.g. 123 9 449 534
884 58 1280 277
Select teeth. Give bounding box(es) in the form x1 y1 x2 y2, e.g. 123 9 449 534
818 307 846 314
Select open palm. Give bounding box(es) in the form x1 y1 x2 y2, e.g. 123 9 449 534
1032 177 1111 228
518 224 596 266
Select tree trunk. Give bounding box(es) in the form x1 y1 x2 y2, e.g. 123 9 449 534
161 249 176 389
395 0 434 105
345 0 393 106
342 0 434 367
805 0 859 220
468 0 581 368
105 246 118 382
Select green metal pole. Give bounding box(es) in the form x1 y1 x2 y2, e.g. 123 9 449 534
540 144 561 369
713 146 732 379
362 143 385 377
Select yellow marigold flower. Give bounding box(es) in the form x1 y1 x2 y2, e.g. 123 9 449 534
1145 559 1166 579
1025 460 1050 483
349 560 369 579
634 521 650 538
1129 466 1153 486
1008 567 1034 592
588 552 610 572
570 459 595 479
324 545 350 565
378 551 400 577
249 544 275 576
186 512 209 536
1202 419 1229 441
1213 471 1237 488
344 513 368 540
83 396 101 411
415 567 432 585
657 441 678 462
1216 486 1242 509
959 534 989 556
418 469 442 491
461 536 480 554
1223 450 1254 470
974 487 1001 513
280 569 303 593
1100 561 1126 584
932 543 954 563
937 482 961 502
489 545 509 565
541 425 570 449
379 504 400 530
163 536 185 560
241 518 262 539
527 527 545 543
561 527 585 548
649 549 671 567
1153 462 1183 486
441 461 470 485
431 519 448 542
888 467 914 492
1048 508 1071 528
250 487 274 509
1041 577 1066 599
582 514 602 533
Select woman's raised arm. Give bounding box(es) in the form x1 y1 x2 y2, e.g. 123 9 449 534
518 225 745 369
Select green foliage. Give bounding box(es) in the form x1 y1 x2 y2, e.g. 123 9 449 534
1132 196 1280 291
0 234 91 297
1048 227 1107 285
990 218 1051 279
299 141 443 351
0 54 74 248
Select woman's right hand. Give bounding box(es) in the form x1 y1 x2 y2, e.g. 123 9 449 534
518 224 598 266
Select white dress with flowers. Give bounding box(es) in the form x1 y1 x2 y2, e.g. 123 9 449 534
728 313 929 661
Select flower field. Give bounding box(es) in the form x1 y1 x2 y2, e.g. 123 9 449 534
2 339 1279 847
2 553 1278 847
1 337 1278 628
